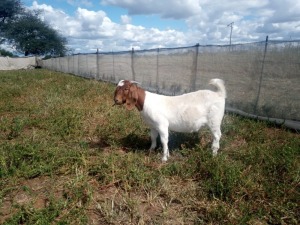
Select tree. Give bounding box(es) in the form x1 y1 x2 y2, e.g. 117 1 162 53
0 0 68 56
0 48 14 57
0 0 22 24
0 0 23 44
5 12 68 56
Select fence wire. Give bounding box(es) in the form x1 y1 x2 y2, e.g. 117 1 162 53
42 39 300 130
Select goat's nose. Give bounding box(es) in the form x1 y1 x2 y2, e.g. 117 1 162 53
112 99 118 107
114 98 121 104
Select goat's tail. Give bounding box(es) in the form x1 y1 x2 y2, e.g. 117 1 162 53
209 79 226 98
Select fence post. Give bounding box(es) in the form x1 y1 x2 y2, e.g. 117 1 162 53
77 54 80 76
86 54 89 78
156 48 160 93
254 35 268 114
191 43 199 91
96 49 99 80
112 50 115 81
59 57 62 72
72 55 74 75
131 47 136 81
67 55 70 74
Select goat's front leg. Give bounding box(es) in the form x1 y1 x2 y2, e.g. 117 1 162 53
149 128 158 151
158 126 169 162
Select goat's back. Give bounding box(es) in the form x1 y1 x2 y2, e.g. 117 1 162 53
141 90 225 133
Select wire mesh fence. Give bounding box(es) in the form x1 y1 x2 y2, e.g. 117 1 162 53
42 38 300 130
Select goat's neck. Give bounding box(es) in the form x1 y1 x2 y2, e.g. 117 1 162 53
135 87 145 111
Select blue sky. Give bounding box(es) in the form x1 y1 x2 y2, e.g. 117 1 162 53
17 0 300 53
23 0 186 30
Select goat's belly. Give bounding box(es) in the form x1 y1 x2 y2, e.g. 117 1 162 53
168 118 207 133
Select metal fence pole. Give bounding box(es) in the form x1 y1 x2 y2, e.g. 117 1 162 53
131 48 136 81
254 35 269 114
76 55 78 75
112 51 115 81
96 49 99 80
73 55 75 75
156 48 160 93
68 55 70 74
191 43 200 91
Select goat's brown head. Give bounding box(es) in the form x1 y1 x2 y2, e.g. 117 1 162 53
113 80 140 111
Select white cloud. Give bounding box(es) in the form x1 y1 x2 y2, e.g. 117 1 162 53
67 0 93 7
101 0 201 19
28 1 188 52
121 15 131 24
266 0 300 23
30 2 117 39
25 0 300 53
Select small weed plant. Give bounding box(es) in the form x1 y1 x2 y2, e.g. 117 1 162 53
0 70 299 224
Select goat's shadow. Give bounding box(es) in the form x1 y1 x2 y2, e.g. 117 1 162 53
120 131 210 153
119 132 150 150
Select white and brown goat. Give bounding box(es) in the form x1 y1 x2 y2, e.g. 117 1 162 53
113 79 226 162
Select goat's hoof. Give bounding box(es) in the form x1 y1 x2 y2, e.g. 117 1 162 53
212 150 218 156
212 147 219 156
148 148 153 155
162 156 168 162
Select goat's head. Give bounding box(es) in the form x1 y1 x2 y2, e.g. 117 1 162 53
113 80 140 110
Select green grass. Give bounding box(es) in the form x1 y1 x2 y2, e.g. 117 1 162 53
0 69 299 224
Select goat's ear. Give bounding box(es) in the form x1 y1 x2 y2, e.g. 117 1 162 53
125 84 138 110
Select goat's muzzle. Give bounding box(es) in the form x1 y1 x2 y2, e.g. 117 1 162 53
113 98 123 106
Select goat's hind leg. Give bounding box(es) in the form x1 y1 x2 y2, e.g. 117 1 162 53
208 106 224 156
149 128 158 152
210 127 221 156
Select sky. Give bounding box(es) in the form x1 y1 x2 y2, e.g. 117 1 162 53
18 0 300 53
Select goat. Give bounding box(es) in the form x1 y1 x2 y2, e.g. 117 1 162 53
113 79 226 162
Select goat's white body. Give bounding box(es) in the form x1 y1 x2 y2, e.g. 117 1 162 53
140 79 226 161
